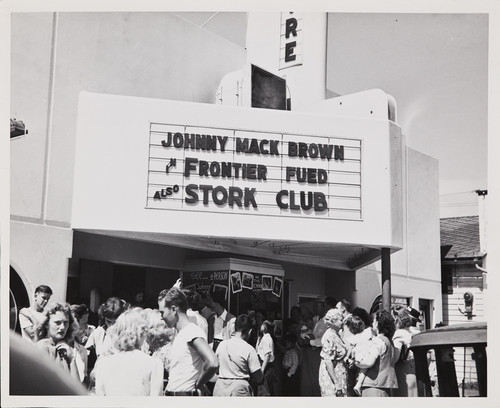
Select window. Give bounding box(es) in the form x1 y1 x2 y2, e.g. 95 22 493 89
441 265 454 294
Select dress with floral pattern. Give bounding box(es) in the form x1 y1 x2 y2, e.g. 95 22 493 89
318 328 348 396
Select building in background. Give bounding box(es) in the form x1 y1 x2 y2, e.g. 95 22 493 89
440 215 487 325
10 12 442 333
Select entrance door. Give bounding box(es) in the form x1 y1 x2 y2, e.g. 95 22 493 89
10 267 30 333
419 298 433 330
113 264 146 305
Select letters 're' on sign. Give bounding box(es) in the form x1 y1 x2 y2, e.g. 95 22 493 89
279 12 303 70
146 123 362 221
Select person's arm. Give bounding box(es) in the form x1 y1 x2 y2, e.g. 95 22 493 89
260 334 274 372
207 314 215 345
23 325 36 341
392 331 403 362
288 350 299 377
18 310 36 341
84 329 96 350
150 358 165 396
248 348 264 385
93 360 105 396
250 368 264 385
324 359 342 393
309 337 322 347
191 337 218 393
226 317 236 339
68 356 81 383
261 353 270 373
354 368 367 396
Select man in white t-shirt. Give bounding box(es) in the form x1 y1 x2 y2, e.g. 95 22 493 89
185 290 209 339
18 285 52 342
158 287 218 396
207 291 235 352
213 314 263 396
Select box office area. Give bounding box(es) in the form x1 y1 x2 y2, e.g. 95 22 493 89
182 258 285 324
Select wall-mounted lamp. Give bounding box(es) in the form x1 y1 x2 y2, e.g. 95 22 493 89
458 291 475 320
10 118 28 139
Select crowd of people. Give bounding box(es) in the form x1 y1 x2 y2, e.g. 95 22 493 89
14 283 428 397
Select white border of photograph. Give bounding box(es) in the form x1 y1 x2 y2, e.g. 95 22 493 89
183 283 197 292
212 283 228 300
262 275 273 291
241 272 254 290
230 272 243 294
272 277 283 297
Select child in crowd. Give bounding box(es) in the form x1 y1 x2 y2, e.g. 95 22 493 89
343 315 374 396
282 333 300 396
256 320 276 396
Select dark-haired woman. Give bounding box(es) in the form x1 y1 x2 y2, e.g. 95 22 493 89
256 320 277 396
392 307 418 396
35 302 80 381
360 310 398 397
85 297 128 360
70 304 95 384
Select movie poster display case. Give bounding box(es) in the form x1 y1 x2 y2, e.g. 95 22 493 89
182 258 285 334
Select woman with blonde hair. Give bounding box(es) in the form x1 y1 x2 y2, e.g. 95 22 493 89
142 308 175 387
93 307 164 396
318 308 348 397
35 302 80 382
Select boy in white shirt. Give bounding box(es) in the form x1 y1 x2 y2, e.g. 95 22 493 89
18 285 52 342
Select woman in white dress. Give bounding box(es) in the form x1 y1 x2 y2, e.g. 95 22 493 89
94 308 164 396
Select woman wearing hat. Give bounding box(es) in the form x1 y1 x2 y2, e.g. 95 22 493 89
392 306 421 397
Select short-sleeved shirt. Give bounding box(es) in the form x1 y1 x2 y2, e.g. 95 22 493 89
19 307 45 342
213 309 236 341
94 349 164 396
85 326 113 357
166 323 207 392
320 328 348 361
256 333 274 364
187 309 209 338
216 337 261 380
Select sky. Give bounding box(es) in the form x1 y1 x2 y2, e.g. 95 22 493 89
326 13 488 218
179 11 489 218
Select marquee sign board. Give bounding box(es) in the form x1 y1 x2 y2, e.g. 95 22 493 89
146 124 362 220
72 92 403 248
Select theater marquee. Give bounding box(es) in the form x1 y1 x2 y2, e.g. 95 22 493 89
146 124 362 220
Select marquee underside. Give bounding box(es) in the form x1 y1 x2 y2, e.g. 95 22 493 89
76 229 395 271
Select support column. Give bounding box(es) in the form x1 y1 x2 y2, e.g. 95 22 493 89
381 248 391 312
